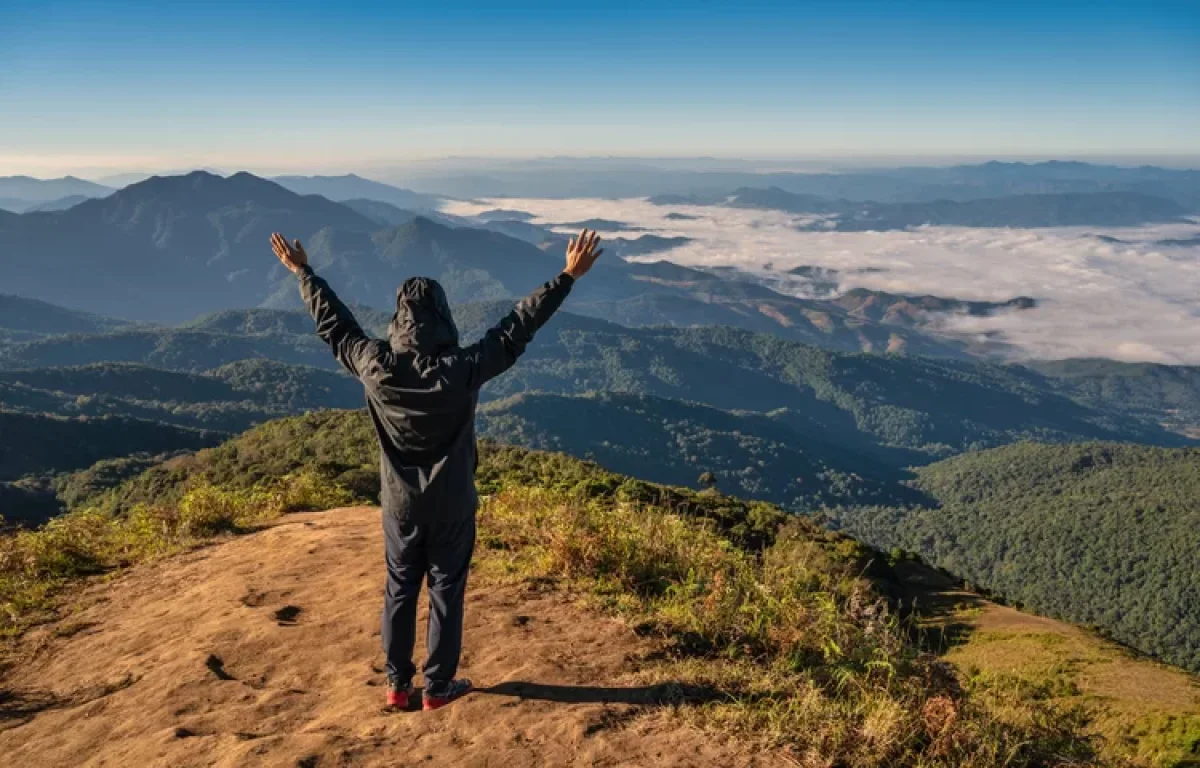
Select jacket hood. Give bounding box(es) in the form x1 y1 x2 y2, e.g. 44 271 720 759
388 277 459 355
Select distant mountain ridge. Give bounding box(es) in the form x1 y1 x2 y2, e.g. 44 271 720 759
4 297 1193 481
399 159 1200 208
0 175 112 203
23 195 92 212
3 167 1197 374
1 171 379 321
0 359 361 435
0 410 224 482
271 173 442 211
724 187 1190 229
0 294 137 336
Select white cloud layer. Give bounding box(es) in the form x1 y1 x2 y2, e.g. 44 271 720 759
443 197 1200 365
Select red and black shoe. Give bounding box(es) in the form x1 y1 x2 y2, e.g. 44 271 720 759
422 678 473 711
386 681 415 710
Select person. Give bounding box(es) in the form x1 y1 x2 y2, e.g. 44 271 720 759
269 228 603 711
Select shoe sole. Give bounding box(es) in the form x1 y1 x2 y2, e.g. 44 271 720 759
386 692 412 709
422 684 474 711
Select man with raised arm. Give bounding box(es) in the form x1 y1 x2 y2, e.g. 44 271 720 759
269 228 603 711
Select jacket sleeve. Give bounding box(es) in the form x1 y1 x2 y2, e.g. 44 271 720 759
453 272 574 390
297 265 382 378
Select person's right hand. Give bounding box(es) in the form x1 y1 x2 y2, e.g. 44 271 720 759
564 228 602 280
270 232 309 274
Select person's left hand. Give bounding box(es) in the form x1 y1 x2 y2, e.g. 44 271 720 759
564 228 603 280
270 232 308 274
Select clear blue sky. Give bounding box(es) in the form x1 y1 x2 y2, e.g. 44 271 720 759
1 0 1197 176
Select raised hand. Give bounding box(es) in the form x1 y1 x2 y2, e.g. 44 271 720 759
564 228 603 280
270 232 309 274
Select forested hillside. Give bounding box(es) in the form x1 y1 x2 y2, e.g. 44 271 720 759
0 294 135 337
0 361 361 432
3 310 1189 490
477 391 923 508
1029 358 1200 434
488 321 1184 455
2 303 1194 509
0 328 336 372
827 442 1200 673
0 411 224 481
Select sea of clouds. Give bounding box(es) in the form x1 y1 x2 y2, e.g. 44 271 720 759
443 197 1200 365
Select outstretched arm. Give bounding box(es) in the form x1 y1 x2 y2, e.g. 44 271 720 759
455 228 603 389
271 233 381 378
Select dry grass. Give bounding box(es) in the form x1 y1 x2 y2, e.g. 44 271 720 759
944 607 1200 768
0 471 357 639
477 486 1102 767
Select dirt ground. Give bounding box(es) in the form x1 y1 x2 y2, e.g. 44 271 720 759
0 507 776 767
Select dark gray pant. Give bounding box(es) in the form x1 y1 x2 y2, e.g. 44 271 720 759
381 509 475 694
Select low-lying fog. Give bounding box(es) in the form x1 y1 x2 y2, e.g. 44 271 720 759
444 197 1200 365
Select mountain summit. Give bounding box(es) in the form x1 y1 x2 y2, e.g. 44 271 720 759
1 172 377 322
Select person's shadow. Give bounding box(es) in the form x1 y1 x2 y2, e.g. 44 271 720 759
479 680 725 706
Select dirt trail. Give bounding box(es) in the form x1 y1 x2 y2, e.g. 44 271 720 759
0 507 772 767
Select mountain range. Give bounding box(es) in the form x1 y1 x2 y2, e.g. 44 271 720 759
707 187 1192 229
0 293 140 340
393 159 1200 209
3 168 1194 341
0 410 223 483
3 295 1194 496
0 171 1006 356
0 175 113 213
270 173 442 211
1 172 381 321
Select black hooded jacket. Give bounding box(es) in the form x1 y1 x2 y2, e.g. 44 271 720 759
298 266 574 521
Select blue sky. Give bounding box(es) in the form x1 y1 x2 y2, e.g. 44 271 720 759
1 0 1197 176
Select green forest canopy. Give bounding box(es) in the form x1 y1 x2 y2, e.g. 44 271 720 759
828 441 1200 674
